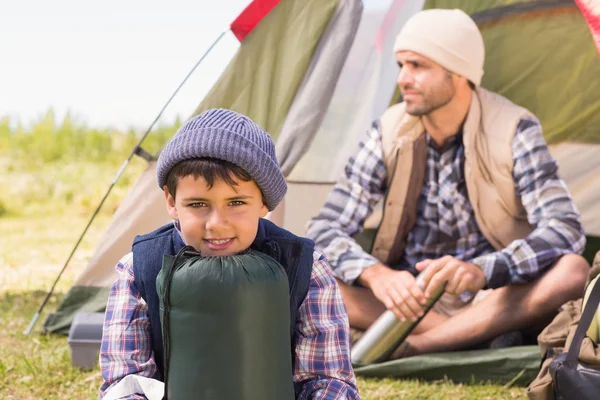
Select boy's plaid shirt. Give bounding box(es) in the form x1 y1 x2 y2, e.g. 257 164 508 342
99 250 360 399
307 117 586 289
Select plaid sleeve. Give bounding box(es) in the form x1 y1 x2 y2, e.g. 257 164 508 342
306 122 387 284
294 252 360 400
99 252 159 400
472 117 586 288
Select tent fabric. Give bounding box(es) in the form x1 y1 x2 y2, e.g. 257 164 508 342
279 180 381 237
43 286 110 335
354 346 541 386
73 163 170 288
288 0 426 182
275 0 363 175
476 5 600 145
548 143 600 236
464 0 577 23
43 0 345 334
575 0 600 53
190 0 341 141
425 0 574 16
230 0 280 42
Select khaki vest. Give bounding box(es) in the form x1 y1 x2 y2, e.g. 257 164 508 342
371 88 534 266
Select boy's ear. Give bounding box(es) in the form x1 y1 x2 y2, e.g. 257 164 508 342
260 203 269 218
164 186 179 220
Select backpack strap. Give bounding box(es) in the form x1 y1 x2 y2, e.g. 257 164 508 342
567 278 600 362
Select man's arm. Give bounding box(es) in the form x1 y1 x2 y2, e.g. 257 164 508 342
293 252 361 400
471 117 586 288
306 122 387 284
99 252 160 400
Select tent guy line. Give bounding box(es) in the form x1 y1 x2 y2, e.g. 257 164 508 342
23 28 230 336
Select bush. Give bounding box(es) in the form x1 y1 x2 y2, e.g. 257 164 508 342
0 109 180 165
0 198 8 217
0 109 177 218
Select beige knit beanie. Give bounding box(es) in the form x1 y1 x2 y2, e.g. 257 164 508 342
394 9 485 86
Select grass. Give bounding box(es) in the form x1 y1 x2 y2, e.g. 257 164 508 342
0 215 110 400
0 149 530 398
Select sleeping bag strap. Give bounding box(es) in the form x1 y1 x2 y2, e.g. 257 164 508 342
161 245 201 400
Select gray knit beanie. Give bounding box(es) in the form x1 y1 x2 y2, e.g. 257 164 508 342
157 109 286 211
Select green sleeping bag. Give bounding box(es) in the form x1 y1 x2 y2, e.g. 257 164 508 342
157 247 295 400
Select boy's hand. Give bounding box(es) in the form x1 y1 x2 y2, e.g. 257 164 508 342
359 263 427 322
415 256 486 297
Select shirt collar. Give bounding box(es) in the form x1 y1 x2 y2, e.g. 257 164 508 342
173 220 187 245
426 129 464 152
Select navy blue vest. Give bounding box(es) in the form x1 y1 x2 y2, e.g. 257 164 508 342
132 219 314 380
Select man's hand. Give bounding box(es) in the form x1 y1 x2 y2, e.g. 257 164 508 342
415 256 486 297
358 263 427 322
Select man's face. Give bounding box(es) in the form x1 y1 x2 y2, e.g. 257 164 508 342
396 51 456 116
164 175 268 256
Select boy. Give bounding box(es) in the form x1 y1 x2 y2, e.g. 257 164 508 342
99 109 360 399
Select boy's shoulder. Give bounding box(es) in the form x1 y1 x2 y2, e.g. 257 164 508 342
311 249 326 264
133 224 175 246
115 251 134 274
301 249 344 292
310 250 337 276
259 218 314 244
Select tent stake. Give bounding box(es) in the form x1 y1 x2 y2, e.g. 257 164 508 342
24 29 229 335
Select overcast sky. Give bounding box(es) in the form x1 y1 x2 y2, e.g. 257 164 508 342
0 0 251 130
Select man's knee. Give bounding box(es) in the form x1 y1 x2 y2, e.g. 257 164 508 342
544 253 589 298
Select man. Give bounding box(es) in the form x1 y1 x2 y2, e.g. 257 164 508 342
306 8 590 357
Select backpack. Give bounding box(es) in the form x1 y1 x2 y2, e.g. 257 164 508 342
527 254 600 399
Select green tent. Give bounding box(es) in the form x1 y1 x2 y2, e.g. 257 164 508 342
43 0 599 386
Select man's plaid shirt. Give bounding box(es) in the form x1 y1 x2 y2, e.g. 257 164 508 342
306 117 585 289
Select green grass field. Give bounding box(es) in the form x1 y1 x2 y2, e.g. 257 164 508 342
0 118 530 398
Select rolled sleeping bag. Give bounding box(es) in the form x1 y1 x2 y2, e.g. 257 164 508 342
157 247 295 400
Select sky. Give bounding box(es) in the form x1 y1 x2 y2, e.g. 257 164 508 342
0 0 251 130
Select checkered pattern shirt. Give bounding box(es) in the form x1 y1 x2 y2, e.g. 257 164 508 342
307 117 585 289
99 250 359 399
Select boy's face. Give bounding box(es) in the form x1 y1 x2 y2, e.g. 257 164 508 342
164 174 268 256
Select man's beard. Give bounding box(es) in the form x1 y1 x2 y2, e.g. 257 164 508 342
403 81 456 116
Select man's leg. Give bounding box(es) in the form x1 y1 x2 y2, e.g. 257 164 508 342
335 278 449 333
407 254 589 355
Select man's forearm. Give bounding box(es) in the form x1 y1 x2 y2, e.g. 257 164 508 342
493 117 587 287
308 217 381 284
356 263 392 288
471 220 585 289
307 122 387 284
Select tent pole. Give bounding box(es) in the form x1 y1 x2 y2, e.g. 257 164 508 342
24 28 229 336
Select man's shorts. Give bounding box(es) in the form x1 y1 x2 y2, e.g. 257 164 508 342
431 289 492 318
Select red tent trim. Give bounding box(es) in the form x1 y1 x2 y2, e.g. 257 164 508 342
575 0 600 53
230 0 280 42
375 0 406 53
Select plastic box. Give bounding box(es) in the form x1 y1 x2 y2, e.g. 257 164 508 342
67 312 105 369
